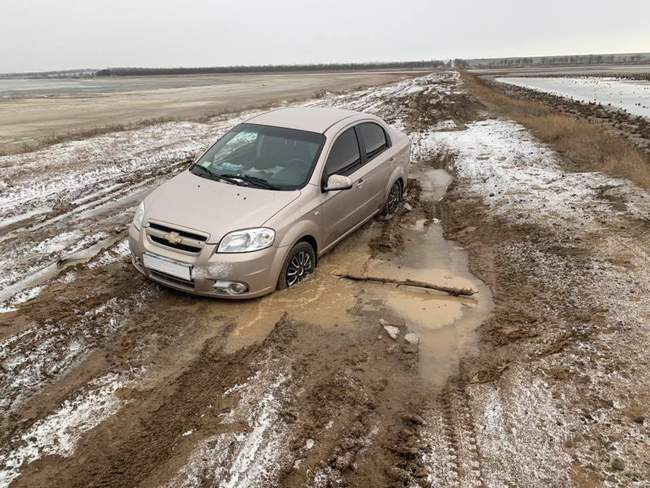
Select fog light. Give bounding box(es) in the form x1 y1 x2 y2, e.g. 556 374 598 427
214 280 249 295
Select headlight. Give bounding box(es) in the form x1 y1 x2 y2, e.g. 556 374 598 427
132 202 145 230
217 228 275 253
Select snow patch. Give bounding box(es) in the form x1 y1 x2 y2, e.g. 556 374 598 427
0 373 128 487
0 285 46 313
166 358 291 488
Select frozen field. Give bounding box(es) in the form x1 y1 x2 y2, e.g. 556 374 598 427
497 76 650 118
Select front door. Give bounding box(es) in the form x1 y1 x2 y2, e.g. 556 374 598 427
315 127 371 250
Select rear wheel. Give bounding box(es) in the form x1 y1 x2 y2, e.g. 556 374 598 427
277 242 316 290
383 180 402 216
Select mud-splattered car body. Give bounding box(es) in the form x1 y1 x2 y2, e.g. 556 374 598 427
129 107 410 298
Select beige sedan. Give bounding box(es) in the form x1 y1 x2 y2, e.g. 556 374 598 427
129 107 410 298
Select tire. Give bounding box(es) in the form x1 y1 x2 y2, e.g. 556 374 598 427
383 180 402 216
277 241 316 290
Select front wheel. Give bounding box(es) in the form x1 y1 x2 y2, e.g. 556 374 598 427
277 242 316 290
383 180 402 216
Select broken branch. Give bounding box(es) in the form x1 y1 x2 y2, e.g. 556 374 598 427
334 273 477 297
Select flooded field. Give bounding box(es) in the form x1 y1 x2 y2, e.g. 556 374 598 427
497 76 650 118
0 77 232 98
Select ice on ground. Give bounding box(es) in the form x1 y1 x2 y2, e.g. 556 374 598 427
497 76 650 118
88 238 130 268
0 231 113 303
431 119 458 131
0 291 152 412
32 231 83 254
0 206 52 228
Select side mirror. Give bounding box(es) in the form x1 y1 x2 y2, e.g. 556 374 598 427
324 174 353 192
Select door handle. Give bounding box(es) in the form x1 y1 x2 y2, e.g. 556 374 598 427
355 178 364 188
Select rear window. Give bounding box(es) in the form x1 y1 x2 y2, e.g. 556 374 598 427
324 128 361 176
358 123 388 159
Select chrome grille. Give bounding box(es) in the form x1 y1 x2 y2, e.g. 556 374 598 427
146 222 208 255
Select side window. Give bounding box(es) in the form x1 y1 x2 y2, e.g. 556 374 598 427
358 123 388 160
324 128 361 177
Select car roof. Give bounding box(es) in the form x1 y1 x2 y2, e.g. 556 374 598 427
245 107 362 134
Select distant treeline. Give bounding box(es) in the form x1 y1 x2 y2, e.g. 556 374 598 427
95 60 444 77
465 52 650 69
5 53 648 79
0 69 97 79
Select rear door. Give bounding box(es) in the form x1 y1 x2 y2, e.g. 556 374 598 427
356 122 392 210
317 127 369 248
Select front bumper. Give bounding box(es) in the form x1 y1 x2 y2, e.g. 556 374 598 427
128 224 287 299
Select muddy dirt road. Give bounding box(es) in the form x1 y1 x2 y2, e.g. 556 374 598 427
1 71 649 487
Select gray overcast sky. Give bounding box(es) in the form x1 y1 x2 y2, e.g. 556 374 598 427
1 0 648 73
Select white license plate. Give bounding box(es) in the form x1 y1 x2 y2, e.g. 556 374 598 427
143 253 192 281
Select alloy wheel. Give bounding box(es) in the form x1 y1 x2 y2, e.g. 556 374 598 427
385 182 401 215
286 249 314 287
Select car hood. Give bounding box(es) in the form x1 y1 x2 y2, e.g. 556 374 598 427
144 171 300 243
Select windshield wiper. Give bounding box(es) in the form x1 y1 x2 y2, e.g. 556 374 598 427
191 166 239 186
192 166 280 190
231 174 281 190
211 173 243 186
190 164 223 181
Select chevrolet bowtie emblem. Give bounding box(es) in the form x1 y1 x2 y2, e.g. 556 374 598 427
165 231 183 245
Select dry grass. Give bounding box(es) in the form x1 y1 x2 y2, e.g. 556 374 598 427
462 72 650 189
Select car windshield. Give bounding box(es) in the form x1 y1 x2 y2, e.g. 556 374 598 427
191 123 325 190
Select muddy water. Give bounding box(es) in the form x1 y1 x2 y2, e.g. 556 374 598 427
196 166 493 388
366 168 493 387
211 237 366 353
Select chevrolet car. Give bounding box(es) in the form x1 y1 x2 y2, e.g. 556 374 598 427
129 107 410 298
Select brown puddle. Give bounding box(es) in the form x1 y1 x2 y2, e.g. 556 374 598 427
195 166 492 387
216 236 366 353
360 166 494 386
366 167 493 387
366 224 492 387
